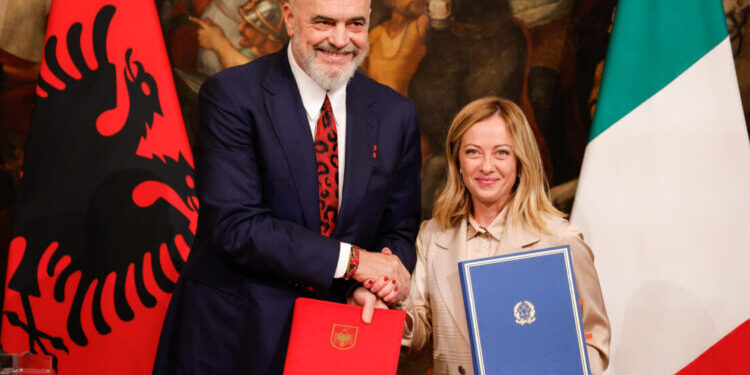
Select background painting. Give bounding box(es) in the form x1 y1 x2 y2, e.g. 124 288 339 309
156 0 620 220
1 0 749 372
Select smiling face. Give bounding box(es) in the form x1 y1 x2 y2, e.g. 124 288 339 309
283 0 370 90
458 114 518 213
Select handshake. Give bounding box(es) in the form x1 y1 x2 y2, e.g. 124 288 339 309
347 247 411 323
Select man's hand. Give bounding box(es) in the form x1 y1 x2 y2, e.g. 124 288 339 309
347 287 388 323
354 247 410 303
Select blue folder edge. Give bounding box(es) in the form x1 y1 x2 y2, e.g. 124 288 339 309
458 245 592 375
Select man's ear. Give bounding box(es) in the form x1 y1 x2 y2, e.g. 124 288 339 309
283 2 295 38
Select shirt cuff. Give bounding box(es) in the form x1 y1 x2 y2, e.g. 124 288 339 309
334 242 352 278
401 311 414 348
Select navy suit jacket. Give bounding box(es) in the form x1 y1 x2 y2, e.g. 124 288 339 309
154 49 421 374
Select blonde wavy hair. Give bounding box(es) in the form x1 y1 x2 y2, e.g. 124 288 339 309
432 97 563 232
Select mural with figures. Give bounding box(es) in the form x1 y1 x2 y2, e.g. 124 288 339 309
157 0 618 219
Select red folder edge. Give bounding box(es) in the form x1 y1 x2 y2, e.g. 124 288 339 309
283 297 406 375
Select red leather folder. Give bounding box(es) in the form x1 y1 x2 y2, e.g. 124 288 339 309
283 297 406 375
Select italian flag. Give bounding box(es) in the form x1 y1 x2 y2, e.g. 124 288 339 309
571 1 750 373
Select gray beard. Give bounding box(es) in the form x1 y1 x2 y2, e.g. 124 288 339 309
292 37 368 91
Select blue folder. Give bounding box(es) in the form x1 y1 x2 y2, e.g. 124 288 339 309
458 246 591 375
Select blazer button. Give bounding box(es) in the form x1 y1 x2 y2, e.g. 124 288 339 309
458 365 466 374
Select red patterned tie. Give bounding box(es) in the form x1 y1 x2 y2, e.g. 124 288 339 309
314 96 338 236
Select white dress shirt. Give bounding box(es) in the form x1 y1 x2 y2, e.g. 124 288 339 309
287 45 352 278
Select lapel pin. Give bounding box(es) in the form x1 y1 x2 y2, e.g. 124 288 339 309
373 144 377 159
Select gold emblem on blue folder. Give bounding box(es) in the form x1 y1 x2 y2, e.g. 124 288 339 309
514 301 536 325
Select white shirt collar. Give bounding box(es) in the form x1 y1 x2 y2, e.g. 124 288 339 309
287 44 346 126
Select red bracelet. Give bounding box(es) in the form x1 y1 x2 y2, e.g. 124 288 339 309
344 245 360 280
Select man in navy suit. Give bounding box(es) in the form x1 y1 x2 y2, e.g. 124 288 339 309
153 0 421 373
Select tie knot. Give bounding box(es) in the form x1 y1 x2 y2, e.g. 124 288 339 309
320 95 332 113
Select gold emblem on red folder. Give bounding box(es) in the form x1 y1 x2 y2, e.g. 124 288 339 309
331 324 358 350
514 301 536 325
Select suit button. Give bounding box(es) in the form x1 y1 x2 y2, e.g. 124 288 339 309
458 365 466 374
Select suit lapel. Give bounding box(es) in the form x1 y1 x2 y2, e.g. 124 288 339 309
334 75 376 237
262 50 319 230
432 220 471 345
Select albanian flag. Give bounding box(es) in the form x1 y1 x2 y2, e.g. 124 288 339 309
1 0 197 373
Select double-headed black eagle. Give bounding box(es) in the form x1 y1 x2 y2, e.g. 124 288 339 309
5 5 196 366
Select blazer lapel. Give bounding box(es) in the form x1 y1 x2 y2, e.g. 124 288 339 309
429 215 543 347
432 220 471 345
334 75 376 236
262 50 319 230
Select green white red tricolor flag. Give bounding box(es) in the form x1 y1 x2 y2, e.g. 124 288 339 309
572 0 750 373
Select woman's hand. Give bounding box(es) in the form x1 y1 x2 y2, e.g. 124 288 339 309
365 276 398 303
347 287 388 323
363 247 408 303
353 247 410 302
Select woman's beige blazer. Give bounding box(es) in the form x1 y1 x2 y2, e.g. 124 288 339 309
400 214 611 375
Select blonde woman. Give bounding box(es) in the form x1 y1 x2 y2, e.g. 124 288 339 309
353 97 610 374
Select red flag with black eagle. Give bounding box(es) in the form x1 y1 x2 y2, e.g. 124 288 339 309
1 0 197 373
